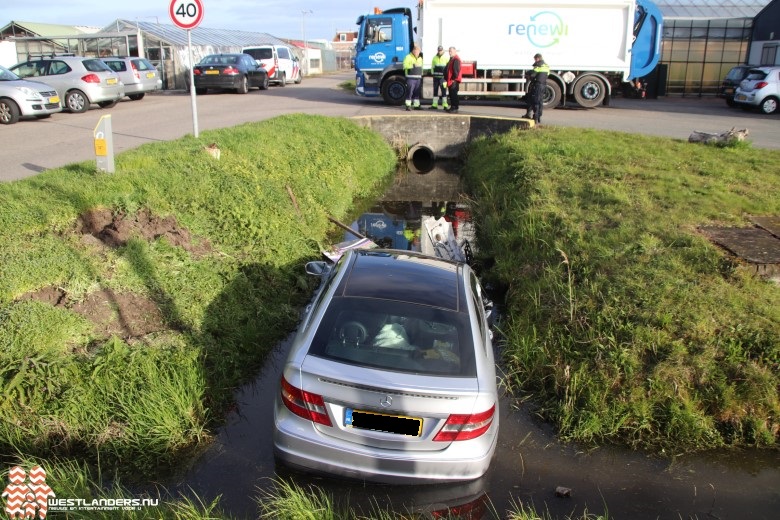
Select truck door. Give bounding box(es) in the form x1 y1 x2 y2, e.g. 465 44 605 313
355 16 396 72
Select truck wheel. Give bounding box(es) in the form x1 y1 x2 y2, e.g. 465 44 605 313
382 75 407 106
542 82 562 109
573 76 606 108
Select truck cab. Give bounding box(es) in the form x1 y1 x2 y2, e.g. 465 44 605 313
354 8 414 104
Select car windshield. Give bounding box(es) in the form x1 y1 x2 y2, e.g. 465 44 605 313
0 66 20 81
725 67 748 81
243 48 273 60
308 296 477 377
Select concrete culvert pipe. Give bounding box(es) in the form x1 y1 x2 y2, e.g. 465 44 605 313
407 144 435 174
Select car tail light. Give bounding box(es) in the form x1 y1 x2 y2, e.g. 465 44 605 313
223 66 239 75
755 81 768 89
131 62 140 80
81 74 101 84
433 404 495 441
281 376 332 426
193 69 202 76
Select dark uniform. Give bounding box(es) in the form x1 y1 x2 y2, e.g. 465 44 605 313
524 53 550 124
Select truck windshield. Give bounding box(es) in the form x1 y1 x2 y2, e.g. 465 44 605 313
364 17 393 46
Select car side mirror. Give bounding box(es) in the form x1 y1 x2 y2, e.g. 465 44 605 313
305 261 332 276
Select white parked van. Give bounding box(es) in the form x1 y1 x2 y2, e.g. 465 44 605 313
241 45 301 86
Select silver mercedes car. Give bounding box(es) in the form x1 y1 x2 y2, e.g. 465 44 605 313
274 249 498 483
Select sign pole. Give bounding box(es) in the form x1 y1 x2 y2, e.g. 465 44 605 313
169 0 204 138
187 28 199 138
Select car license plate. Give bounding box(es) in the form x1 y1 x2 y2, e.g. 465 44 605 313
345 408 422 436
49 96 60 104
107 77 117 85
146 72 155 78
735 94 747 101
205 70 219 75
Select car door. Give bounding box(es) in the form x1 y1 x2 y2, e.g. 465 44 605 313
241 55 263 88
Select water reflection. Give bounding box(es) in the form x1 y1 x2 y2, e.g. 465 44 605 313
159 163 780 519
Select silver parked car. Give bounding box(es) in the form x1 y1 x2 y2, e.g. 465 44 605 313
101 56 162 100
274 248 498 483
0 65 61 124
733 66 780 115
10 55 124 113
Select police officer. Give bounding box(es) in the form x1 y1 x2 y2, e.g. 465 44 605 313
429 45 449 110
403 45 423 111
524 53 550 124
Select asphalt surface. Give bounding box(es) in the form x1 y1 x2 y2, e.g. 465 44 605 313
2 71 779 182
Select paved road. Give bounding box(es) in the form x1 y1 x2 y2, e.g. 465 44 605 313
2 72 779 182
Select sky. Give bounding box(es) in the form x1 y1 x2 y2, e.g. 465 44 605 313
3 0 419 41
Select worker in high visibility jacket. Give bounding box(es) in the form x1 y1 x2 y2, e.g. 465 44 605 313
429 45 449 110
403 45 423 111
525 53 550 124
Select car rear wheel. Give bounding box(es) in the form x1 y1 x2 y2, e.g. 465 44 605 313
294 70 302 84
0 98 20 125
760 97 778 115
128 93 145 101
65 90 89 113
98 100 118 108
195 88 207 95
259 75 269 90
237 75 249 94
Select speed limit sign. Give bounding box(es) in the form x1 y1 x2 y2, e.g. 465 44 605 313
169 0 204 30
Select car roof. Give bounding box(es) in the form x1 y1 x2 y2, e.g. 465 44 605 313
342 250 462 312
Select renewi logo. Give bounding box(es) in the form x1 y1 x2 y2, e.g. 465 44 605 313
508 11 568 49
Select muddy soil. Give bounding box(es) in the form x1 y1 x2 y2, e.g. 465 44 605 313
20 207 209 341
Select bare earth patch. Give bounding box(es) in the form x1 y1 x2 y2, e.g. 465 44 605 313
20 207 210 341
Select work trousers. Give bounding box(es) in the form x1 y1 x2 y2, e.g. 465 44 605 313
431 77 447 106
405 77 422 107
448 81 460 110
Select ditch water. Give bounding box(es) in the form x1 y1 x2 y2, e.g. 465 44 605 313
160 163 779 519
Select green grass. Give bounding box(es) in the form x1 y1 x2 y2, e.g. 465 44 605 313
463 126 780 452
0 114 397 474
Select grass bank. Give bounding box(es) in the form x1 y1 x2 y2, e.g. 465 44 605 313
0 114 397 474
463 127 780 452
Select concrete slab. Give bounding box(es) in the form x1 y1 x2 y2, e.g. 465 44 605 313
750 216 780 239
699 226 780 264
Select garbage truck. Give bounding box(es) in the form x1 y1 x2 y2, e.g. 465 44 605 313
353 0 663 108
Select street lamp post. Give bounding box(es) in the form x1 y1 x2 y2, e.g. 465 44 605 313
301 9 313 76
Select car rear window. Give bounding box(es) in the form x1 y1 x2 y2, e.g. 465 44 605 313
133 59 155 71
104 60 127 72
746 70 768 81
83 59 112 72
243 48 273 60
308 297 477 377
725 67 748 81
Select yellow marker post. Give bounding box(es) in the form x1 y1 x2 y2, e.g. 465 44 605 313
94 115 115 173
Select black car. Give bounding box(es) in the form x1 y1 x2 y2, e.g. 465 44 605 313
719 65 758 106
193 53 269 94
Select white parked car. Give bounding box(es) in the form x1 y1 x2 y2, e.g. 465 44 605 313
0 65 61 124
733 66 780 115
100 56 162 100
10 55 124 113
241 45 302 86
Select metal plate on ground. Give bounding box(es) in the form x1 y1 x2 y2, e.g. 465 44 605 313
699 226 780 264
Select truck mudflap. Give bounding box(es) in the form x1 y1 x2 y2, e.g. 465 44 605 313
631 0 664 80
